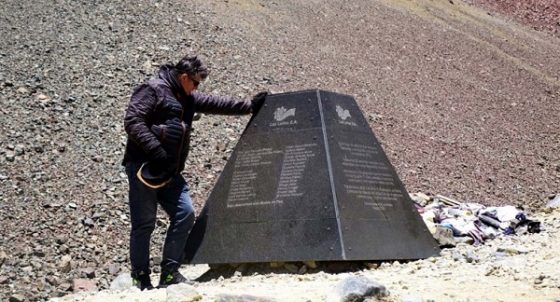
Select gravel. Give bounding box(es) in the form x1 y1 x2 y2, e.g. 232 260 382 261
0 0 559 300
464 0 560 37
49 210 560 301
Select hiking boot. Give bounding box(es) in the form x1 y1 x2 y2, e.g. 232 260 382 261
158 268 192 288
131 270 154 291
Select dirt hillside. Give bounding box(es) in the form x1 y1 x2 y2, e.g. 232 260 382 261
465 0 560 37
0 0 559 300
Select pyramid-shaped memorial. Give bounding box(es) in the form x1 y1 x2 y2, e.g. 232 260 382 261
184 90 439 264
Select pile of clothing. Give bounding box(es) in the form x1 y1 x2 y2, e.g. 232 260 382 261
411 193 541 246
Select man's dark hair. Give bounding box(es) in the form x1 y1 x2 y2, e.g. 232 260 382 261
174 55 209 79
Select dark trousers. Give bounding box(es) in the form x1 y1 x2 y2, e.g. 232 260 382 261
125 162 195 274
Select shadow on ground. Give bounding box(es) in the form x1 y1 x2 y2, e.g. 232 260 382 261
194 261 401 282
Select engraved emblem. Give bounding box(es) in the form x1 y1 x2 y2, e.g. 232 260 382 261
274 106 296 121
336 105 351 121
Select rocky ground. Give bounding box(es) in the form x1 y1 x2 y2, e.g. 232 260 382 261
464 0 560 37
48 209 560 301
1 0 559 301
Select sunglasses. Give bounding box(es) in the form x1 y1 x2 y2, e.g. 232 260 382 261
189 76 200 88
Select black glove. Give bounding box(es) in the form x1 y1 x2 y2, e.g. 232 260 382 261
163 118 184 149
152 118 186 170
251 91 269 114
148 147 171 175
150 146 168 162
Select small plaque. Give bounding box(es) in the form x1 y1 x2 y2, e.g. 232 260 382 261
184 90 439 264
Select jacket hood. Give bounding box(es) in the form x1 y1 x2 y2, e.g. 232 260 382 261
158 64 185 98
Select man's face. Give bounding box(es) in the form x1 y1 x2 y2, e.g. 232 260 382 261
179 73 202 95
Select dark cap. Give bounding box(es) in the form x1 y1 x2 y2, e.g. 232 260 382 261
136 162 173 189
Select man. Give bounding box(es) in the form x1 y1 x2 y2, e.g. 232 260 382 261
122 55 266 290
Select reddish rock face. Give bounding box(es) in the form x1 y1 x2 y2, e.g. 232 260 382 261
465 0 560 36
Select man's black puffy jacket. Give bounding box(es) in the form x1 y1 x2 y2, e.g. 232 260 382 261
123 64 253 174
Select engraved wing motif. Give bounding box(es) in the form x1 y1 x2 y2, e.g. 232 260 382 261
274 106 296 121
336 105 351 121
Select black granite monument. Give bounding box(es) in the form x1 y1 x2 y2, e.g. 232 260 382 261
184 90 439 264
